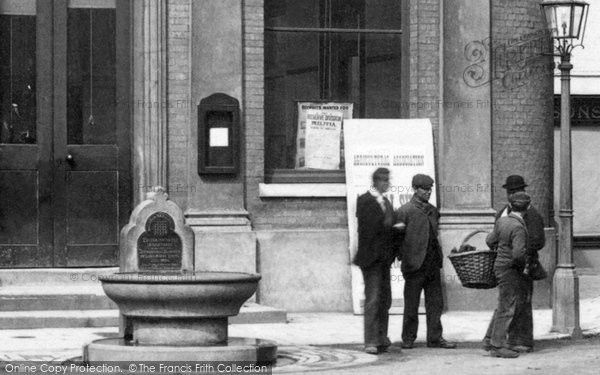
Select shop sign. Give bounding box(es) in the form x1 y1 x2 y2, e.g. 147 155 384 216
554 95 600 126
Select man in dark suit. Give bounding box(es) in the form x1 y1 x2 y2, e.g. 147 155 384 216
394 174 456 349
354 168 395 354
483 175 545 353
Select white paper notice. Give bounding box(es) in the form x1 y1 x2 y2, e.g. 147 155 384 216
209 128 229 147
295 102 353 169
304 109 343 170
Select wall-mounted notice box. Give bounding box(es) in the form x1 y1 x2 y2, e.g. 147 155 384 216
197 93 240 175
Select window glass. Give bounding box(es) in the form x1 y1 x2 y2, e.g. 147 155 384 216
67 7 116 145
265 0 402 30
0 13 36 144
264 0 404 171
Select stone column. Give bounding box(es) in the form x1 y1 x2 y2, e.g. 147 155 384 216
124 0 169 336
186 0 256 283
133 0 168 204
439 0 497 309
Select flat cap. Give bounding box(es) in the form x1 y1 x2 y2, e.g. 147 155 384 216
412 174 434 188
509 191 531 211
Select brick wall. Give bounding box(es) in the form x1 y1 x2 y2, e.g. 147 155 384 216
491 0 554 222
167 0 191 208
242 0 266 224
409 0 442 190
409 0 441 146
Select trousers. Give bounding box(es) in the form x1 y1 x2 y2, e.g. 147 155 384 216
401 265 443 343
361 261 392 346
485 268 531 348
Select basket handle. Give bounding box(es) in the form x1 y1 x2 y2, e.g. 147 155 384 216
461 230 490 246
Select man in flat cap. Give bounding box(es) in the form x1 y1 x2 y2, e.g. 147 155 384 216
484 192 533 358
483 175 545 354
354 168 395 354
394 174 456 349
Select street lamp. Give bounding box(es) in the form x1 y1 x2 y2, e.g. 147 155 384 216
540 0 589 337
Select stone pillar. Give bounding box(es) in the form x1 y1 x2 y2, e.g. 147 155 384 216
439 0 497 309
133 0 168 204
125 0 169 335
186 0 257 285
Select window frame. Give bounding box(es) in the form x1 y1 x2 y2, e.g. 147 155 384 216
263 0 410 184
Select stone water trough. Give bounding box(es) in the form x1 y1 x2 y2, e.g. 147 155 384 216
84 187 276 363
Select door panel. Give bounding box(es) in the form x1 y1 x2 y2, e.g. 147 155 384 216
0 170 37 244
55 1 126 267
67 171 118 244
66 171 118 266
66 145 118 170
0 0 130 268
0 0 53 268
0 170 39 266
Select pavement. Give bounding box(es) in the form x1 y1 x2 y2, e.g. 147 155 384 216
0 297 599 374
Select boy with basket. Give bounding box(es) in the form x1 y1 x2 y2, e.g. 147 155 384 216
484 192 532 358
483 175 546 355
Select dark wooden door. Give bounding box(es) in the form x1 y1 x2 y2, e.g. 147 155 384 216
0 0 130 268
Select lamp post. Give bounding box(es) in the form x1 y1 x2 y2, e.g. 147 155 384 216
540 0 589 337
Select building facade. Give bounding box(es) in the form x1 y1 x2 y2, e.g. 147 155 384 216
0 0 557 311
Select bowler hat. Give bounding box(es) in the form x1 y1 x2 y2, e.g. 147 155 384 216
509 191 531 211
412 174 434 188
502 175 528 191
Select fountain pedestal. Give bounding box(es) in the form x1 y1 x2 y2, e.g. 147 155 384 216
133 318 228 346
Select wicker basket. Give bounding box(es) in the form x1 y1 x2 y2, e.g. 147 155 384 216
448 230 497 289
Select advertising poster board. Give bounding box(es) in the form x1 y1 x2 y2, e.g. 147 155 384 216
344 119 436 314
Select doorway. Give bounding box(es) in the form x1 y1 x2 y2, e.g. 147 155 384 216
0 0 131 267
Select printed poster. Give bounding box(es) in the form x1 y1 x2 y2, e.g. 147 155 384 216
344 119 436 314
304 109 343 170
295 102 353 169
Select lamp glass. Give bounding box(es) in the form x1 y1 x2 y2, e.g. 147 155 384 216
541 1 589 39
543 6 555 36
572 5 583 38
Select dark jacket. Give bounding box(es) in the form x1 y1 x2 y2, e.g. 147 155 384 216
486 212 528 272
353 192 395 268
394 196 442 274
496 204 545 252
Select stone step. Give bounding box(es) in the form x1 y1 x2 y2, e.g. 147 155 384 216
0 303 286 329
0 285 286 322
0 309 118 329
0 285 117 311
230 303 287 324
0 268 119 286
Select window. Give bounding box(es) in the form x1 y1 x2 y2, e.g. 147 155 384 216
264 0 407 181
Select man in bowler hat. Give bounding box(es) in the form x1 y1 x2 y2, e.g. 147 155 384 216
354 168 396 354
483 175 545 353
394 174 456 349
